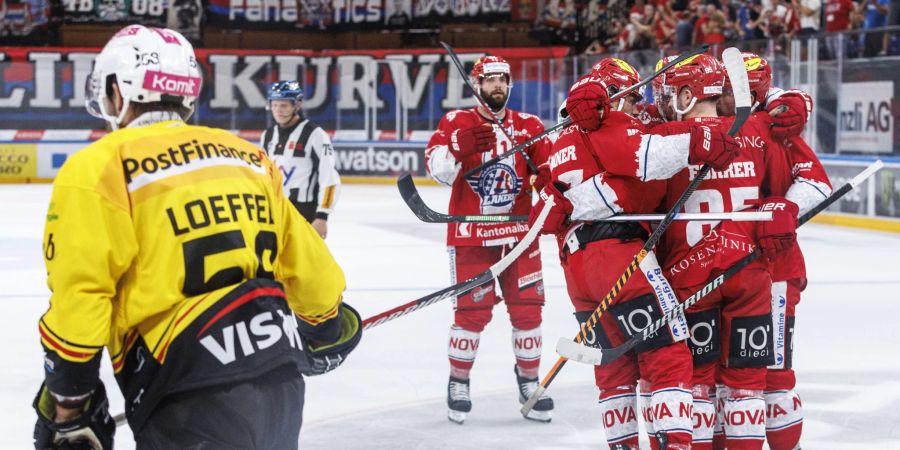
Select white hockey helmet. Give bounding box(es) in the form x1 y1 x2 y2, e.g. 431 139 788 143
86 25 202 129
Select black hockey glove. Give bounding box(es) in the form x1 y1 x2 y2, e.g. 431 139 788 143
301 303 362 376
33 382 115 450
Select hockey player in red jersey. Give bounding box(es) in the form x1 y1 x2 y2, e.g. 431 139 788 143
530 58 739 450
717 52 833 450
649 53 799 450
424 55 553 424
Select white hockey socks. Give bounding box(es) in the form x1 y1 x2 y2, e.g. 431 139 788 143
765 389 803 450
511 327 542 379
598 386 640 449
713 384 726 449
722 388 766 450
650 386 693 450
692 384 716 450
638 380 656 437
448 325 480 379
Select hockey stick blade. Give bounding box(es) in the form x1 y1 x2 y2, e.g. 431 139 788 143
722 47 752 136
399 173 770 224
557 160 884 366
397 173 529 223
556 337 603 365
441 42 538 173
362 195 553 330
523 46 751 417
467 44 710 178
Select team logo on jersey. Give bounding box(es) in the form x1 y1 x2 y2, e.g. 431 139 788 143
287 140 296 151
466 163 522 208
471 285 493 303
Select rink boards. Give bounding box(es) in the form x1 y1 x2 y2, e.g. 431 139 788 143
1 139 898 232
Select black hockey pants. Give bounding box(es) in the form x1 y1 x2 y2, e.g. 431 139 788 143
136 365 305 449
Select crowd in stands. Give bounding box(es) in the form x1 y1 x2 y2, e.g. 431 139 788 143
537 0 900 57
2 0 899 57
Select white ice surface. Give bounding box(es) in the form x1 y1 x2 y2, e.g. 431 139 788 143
2 183 900 449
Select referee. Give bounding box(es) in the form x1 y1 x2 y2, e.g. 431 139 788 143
261 80 341 239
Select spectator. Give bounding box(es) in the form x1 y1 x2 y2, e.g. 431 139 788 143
784 0 803 37
793 0 823 36
629 3 657 49
721 2 744 41
703 7 728 45
767 0 795 42
825 0 857 31
824 0 857 58
863 0 889 56
694 4 712 43
676 10 695 46
654 6 677 48
746 0 770 39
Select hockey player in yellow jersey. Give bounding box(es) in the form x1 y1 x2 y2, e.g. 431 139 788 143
32 25 361 450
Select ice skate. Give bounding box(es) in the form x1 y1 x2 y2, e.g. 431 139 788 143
447 376 471 424
515 365 553 423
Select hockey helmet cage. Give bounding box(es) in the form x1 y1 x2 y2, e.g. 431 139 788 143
652 53 726 121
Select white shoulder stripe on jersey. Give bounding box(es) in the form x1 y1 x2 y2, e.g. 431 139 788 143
128 156 267 192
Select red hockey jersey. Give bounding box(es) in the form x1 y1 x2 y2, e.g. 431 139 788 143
549 112 667 214
770 134 833 285
655 114 793 287
425 108 549 247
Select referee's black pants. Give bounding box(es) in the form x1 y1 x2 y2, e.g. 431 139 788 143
291 200 317 223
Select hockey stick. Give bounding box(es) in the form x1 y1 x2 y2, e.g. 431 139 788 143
558 159 885 365
440 41 538 173
398 172 772 223
361 195 553 330
521 47 751 416
463 44 710 178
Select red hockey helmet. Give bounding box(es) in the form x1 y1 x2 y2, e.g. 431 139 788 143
590 57 643 111
470 55 513 111
470 55 512 86
652 53 726 121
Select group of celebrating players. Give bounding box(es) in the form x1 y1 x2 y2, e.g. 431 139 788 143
425 49 832 450
29 22 839 450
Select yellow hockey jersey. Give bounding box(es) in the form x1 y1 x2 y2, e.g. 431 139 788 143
39 120 345 427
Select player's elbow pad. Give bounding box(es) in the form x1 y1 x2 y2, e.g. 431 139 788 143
426 145 460 186
564 174 623 221
636 133 691 181
786 177 832 217
300 303 362 376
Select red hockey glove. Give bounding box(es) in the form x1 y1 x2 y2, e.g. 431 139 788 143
449 123 496 159
531 163 552 193
688 124 739 170
566 77 611 131
529 168 573 235
767 90 813 139
757 196 799 261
